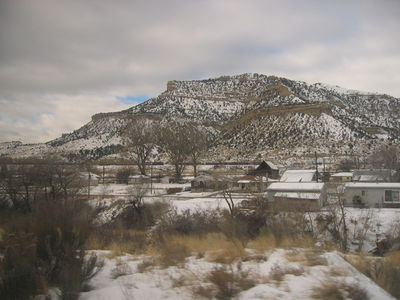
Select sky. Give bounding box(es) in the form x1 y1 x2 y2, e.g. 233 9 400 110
0 0 399 143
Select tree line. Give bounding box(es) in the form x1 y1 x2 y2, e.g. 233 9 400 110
122 117 208 179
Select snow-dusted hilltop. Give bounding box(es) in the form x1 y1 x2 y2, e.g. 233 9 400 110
2 73 399 160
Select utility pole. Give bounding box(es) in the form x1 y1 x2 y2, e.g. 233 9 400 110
315 151 319 183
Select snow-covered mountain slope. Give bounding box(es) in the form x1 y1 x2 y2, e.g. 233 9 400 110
1 73 399 160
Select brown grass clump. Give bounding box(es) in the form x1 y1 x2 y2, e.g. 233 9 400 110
247 232 315 253
312 280 368 300
136 259 156 273
269 264 304 282
157 233 246 264
284 248 328 267
247 233 277 253
346 251 400 299
157 242 191 267
206 242 246 264
192 265 256 300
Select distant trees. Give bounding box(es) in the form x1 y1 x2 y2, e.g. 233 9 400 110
122 117 158 176
121 117 208 179
186 123 208 177
369 144 399 170
158 121 208 179
0 158 83 212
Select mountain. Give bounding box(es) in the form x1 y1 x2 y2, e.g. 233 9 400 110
1 73 399 161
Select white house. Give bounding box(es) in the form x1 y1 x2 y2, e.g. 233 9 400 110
266 182 327 210
280 169 318 182
344 182 400 208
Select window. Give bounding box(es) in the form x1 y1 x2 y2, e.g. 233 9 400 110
385 190 400 202
361 190 366 196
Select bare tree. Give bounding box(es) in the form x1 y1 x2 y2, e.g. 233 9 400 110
158 121 191 180
369 144 400 170
186 123 208 177
126 183 149 214
122 117 157 175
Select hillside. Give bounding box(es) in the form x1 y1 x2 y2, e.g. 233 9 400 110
1 73 399 161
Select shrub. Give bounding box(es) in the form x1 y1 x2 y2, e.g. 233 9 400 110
346 252 400 298
194 265 256 300
116 169 132 184
312 280 368 300
116 201 171 230
0 198 99 300
157 208 221 236
158 242 191 267
166 187 182 194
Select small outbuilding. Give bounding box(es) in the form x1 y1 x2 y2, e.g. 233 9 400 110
331 172 353 183
266 182 327 210
234 175 271 192
248 161 279 179
344 182 400 208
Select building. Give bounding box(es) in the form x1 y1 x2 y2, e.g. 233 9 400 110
330 172 353 182
352 169 398 182
234 175 271 192
248 161 279 179
266 182 327 210
280 169 318 182
344 182 400 208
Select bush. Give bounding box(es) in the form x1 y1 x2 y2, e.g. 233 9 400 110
157 208 221 236
194 265 256 300
346 252 400 298
0 198 99 300
312 280 368 300
116 200 171 230
116 169 132 184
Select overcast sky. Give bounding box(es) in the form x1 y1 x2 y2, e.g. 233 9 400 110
1 0 399 143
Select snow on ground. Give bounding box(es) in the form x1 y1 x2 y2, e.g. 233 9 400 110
80 249 394 300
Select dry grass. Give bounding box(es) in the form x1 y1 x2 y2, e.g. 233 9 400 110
247 233 315 253
157 242 191 267
87 229 148 258
284 249 328 268
312 280 368 300
192 265 256 300
269 264 304 282
136 259 156 273
346 251 400 299
160 233 246 264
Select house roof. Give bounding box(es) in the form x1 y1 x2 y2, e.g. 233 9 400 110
274 192 321 200
331 172 353 177
265 161 278 170
345 182 400 189
280 170 316 182
352 169 397 182
267 182 325 192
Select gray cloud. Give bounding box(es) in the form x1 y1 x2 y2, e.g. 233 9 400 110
1 0 399 143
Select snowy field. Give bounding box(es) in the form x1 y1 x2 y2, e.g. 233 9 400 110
79 249 394 300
